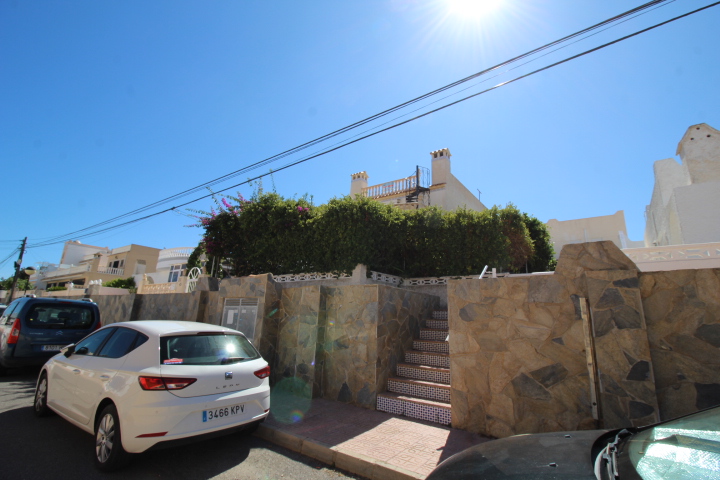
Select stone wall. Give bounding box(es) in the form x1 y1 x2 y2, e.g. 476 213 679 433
640 268 720 419
131 291 206 322
449 241 661 438
270 284 438 409
93 294 135 325
319 285 380 408
209 274 282 363
274 286 321 391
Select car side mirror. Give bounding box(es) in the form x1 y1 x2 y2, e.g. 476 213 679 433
62 344 76 358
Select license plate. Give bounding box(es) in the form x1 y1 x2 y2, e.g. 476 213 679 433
202 404 245 422
42 345 65 351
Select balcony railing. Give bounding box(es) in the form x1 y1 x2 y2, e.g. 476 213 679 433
362 173 419 198
39 264 91 279
96 267 125 276
158 247 194 261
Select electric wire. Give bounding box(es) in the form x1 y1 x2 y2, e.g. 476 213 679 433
26 1 720 249
24 0 676 247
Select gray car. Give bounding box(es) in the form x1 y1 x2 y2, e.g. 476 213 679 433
0 297 101 375
426 405 720 479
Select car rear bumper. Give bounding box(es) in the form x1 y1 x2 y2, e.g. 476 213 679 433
120 384 270 453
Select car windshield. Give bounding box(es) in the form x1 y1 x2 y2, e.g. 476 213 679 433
26 303 96 329
160 333 260 366
624 407 720 479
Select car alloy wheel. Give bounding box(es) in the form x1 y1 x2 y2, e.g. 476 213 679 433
34 374 50 417
94 405 129 471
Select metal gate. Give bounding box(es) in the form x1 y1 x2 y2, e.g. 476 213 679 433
221 298 259 342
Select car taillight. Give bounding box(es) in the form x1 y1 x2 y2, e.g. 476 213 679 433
7 319 20 345
254 366 270 379
138 376 197 390
92 321 102 331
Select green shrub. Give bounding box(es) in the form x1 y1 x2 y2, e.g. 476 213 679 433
190 193 555 278
103 277 136 290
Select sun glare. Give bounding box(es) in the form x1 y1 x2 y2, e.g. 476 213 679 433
447 0 503 20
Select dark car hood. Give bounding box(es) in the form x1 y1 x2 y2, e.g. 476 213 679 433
427 429 610 479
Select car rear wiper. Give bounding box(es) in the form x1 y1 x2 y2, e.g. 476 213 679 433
220 357 247 365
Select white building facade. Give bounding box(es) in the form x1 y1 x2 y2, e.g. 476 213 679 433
645 123 720 246
350 148 486 212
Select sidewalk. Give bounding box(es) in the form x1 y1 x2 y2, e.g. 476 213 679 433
254 397 492 480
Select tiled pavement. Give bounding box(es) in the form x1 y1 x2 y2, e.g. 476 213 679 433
254 398 491 480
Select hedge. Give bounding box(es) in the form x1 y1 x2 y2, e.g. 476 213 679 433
188 193 555 278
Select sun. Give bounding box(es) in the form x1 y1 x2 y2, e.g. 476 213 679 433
446 0 504 20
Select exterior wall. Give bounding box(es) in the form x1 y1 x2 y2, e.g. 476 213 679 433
208 274 282 362
623 242 720 272
674 182 720 245
547 210 642 259
271 284 437 409
351 147 486 213
59 241 109 265
132 291 205 322
645 123 720 246
274 286 322 394
318 285 380 408
640 268 720 420
432 173 486 212
448 241 660 438
93 294 136 325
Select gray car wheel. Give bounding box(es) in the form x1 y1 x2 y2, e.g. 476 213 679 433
33 373 51 417
94 404 130 471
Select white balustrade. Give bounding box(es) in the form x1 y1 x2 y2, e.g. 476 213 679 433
370 271 402 285
362 173 419 198
158 247 195 261
96 267 125 276
273 272 349 283
142 283 178 294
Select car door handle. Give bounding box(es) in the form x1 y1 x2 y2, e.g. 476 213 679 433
100 375 110 380
73 369 80 374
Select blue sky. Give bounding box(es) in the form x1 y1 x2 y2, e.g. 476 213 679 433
2 0 719 279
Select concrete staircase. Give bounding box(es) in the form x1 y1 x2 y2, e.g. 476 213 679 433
376 310 451 425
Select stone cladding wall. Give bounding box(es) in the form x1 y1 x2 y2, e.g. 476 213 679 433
93 293 135 325
209 274 282 363
131 291 205 322
270 284 437 409
449 241 660 438
640 268 720 419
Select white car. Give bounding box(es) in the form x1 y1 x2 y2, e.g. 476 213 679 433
33 320 271 471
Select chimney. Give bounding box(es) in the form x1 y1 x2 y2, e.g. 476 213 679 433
430 148 451 185
350 171 369 197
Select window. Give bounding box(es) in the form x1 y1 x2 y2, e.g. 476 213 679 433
98 328 148 359
167 264 187 283
74 328 115 356
2 302 20 325
160 334 260 366
26 303 96 330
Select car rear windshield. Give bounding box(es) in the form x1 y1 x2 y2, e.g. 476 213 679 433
160 333 261 366
26 303 96 330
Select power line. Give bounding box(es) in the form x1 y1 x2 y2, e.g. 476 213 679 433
26 0 720 248
24 0 676 247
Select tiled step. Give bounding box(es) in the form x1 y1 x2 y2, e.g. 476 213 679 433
432 310 448 320
419 328 449 341
405 350 450 368
388 377 451 402
377 392 451 425
396 363 451 384
426 319 448 330
413 339 449 354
